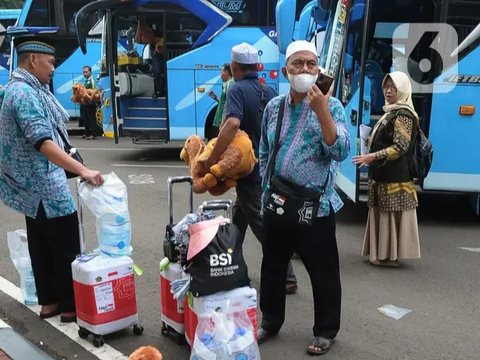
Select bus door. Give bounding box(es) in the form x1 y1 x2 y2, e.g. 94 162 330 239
318 0 369 202
423 0 480 193
76 0 232 144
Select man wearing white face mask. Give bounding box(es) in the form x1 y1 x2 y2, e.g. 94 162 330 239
257 40 350 355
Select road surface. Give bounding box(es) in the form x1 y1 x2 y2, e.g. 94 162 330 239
0 138 479 360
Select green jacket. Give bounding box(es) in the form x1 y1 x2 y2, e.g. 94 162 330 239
85 76 97 90
213 79 233 127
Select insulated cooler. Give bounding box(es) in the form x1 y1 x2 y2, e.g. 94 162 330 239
160 262 185 335
72 179 143 348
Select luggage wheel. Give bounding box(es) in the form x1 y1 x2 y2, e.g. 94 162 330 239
78 327 89 339
161 322 169 336
133 324 144 336
93 335 105 348
161 322 184 345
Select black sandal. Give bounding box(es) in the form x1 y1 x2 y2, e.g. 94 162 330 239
39 308 61 319
60 314 77 323
307 336 335 356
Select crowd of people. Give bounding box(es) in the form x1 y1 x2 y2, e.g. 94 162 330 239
0 32 421 357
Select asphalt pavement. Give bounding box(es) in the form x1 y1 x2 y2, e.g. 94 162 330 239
0 137 479 360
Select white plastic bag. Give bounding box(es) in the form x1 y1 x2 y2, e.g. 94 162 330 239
78 172 132 256
7 230 38 305
191 301 261 360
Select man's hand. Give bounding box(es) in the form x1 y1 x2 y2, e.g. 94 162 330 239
80 168 105 186
307 84 331 116
209 90 218 102
197 158 213 176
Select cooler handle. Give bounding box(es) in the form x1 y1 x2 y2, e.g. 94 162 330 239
167 176 193 226
76 178 86 255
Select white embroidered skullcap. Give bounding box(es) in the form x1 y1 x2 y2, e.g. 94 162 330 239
286 40 318 62
231 42 259 64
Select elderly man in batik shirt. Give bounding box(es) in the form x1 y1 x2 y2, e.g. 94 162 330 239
256 40 350 356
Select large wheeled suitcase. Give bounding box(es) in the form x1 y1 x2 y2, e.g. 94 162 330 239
72 179 144 348
160 176 194 344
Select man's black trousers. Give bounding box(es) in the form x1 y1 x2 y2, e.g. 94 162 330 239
25 203 80 313
259 206 342 339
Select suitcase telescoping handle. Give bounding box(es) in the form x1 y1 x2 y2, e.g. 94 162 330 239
167 176 193 226
76 178 86 255
201 199 233 208
198 202 232 221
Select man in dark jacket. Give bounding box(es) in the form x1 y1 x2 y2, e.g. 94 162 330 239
198 42 298 294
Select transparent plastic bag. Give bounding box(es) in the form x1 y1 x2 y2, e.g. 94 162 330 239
78 172 132 256
191 301 261 360
7 230 38 305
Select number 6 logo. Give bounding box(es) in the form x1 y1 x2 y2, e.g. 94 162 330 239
392 23 458 94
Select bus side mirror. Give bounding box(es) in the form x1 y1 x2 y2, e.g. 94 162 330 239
0 24 5 51
318 0 331 11
276 0 297 55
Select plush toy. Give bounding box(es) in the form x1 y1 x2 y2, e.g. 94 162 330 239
180 130 257 196
71 83 100 105
71 83 85 104
128 346 162 360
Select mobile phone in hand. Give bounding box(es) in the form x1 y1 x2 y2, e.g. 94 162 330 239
316 72 334 95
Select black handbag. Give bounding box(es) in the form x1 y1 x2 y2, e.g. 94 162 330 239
56 125 85 179
263 96 329 226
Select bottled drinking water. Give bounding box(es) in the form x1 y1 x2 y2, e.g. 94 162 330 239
78 172 134 256
8 230 38 306
97 211 132 256
18 258 38 305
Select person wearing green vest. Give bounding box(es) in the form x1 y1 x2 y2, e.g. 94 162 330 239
208 63 233 139
79 65 99 140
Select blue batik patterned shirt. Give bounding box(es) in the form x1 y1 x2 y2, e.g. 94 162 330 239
259 92 350 217
0 72 76 219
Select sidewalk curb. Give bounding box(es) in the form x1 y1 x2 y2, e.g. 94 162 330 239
0 328 53 360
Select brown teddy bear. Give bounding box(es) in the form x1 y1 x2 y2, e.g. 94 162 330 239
128 346 162 360
71 83 85 104
71 83 100 105
180 130 257 196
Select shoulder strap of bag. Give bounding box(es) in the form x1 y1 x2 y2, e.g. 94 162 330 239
268 95 287 180
259 83 267 114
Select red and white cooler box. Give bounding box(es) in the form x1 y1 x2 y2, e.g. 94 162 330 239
184 286 258 347
72 255 139 335
160 262 185 334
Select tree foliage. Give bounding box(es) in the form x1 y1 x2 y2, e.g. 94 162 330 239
0 0 25 9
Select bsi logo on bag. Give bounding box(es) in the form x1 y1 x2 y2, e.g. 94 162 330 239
210 252 233 267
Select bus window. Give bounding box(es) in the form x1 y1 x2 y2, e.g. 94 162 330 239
209 0 268 26
25 0 98 35
165 12 206 59
24 0 99 68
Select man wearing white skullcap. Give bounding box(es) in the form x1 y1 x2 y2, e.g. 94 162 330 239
198 42 299 294
256 40 350 355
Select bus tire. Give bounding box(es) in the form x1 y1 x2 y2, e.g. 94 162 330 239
204 106 217 141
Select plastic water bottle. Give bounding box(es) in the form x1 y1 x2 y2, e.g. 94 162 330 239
97 211 132 256
18 258 38 305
